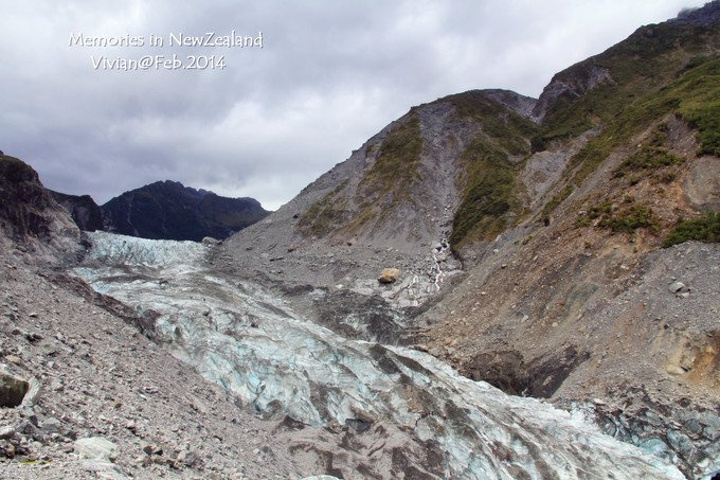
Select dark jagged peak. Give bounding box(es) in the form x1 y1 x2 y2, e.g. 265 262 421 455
671 0 720 26
101 180 270 242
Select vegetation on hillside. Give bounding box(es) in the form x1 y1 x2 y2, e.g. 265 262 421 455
613 123 685 178
445 91 538 156
297 181 349 237
534 21 719 150
358 114 423 200
299 115 423 237
576 201 659 234
446 93 538 248
300 18 720 248
664 212 720 247
450 139 518 247
539 24 720 220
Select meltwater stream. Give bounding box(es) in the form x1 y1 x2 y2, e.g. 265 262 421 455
73 232 685 480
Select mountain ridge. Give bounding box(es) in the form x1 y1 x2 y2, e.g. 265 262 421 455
49 179 271 242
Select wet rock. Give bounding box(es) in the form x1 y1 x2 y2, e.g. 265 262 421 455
378 268 402 284
460 346 590 398
667 429 696 460
0 372 29 407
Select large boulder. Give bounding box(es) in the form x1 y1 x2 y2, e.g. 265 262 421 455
377 268 402 284
0 372 29 408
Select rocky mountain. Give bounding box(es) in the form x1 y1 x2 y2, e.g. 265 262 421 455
2 160 687 480
100 180 270 242
49 180 271 242
48 190 105 232
2 2 720 479
0 153 81 264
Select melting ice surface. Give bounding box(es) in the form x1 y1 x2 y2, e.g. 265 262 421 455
73 232 686 480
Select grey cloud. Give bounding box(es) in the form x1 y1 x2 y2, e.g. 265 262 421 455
0 0 707 210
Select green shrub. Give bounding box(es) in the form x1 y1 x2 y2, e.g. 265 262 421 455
587 201 614 220
663 212 720 247
580 201 658 234
603 205 659 234
575 214 591 228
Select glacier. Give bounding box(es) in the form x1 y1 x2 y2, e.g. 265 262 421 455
72 231 686 479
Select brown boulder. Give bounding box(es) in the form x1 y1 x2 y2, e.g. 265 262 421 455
378 268 402 284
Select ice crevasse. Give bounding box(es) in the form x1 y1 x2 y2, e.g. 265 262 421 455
72 232 686 480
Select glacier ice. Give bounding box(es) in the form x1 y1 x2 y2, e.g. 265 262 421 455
73 232 686 479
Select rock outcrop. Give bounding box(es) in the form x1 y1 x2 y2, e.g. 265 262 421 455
0 372 28 408
49 190 104 232
0 154 80 262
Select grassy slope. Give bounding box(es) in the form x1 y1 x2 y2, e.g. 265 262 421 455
444 92 538 247
530 19 720 250
539 21 720 189
298 114 423 237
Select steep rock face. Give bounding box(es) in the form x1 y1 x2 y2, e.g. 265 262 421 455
101 180 270 241
0 154 80 261
414 4 720 476
221 90 538 310
49 190 104 232
531 63 614 122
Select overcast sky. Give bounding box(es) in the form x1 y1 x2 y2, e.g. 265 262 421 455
0 0 707 210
